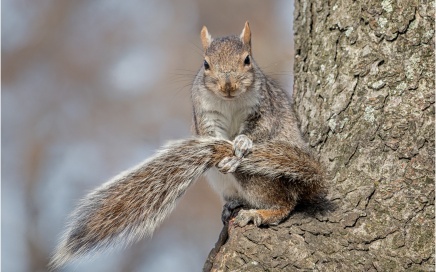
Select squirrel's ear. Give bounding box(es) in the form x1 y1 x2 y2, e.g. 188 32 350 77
240 21 251 48
201 26 212 51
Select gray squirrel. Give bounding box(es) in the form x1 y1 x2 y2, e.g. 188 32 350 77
50 22 324 269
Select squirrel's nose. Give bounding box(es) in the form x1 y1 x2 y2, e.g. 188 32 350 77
220 74 236 96
224 80 232 95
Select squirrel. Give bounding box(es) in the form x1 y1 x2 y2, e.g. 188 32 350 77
49 22 324 269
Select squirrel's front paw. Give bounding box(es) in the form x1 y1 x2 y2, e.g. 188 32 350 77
217 156 240 173
233 134 253 158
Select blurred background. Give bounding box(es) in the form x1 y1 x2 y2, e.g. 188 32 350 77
2 1 294 271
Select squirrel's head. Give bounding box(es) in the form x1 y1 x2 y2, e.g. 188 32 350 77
200 22 255 100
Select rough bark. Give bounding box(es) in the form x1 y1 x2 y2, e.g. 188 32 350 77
204 0 434 271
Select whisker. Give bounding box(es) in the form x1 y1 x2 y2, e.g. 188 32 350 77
189 42 204 56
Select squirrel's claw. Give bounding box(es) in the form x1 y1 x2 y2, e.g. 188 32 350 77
234 209 263 227
217 134 252 173
233 134 252 158
217 156 240 173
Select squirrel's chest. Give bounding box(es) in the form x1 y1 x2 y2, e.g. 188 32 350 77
202 104 251 140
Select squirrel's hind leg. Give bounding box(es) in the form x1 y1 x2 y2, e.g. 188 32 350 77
231 174 298 227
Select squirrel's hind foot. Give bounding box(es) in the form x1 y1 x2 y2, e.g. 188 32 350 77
233 207 292 227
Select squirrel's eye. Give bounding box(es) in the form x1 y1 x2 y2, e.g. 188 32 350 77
204 60 210 70
244 55 251 66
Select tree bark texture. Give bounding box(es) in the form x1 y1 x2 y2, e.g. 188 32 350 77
205 1 434 271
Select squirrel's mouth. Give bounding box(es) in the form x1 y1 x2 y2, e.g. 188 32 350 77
222 96 236 100
220 92 239 100
219 86 241 100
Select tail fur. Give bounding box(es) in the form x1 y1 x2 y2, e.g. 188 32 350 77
50 138 323 269
240 141 324 197
49 138 233 269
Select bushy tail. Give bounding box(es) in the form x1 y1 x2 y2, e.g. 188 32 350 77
50 138 323 269
49 138 233 270
239 141 325 198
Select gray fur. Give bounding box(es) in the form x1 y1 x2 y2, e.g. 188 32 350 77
50 138 230 269
50 23 325 269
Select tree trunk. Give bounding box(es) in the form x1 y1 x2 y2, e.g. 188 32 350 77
204 1 434 271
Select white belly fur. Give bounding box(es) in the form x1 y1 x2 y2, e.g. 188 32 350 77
199 88 260 202
206 167 243 202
